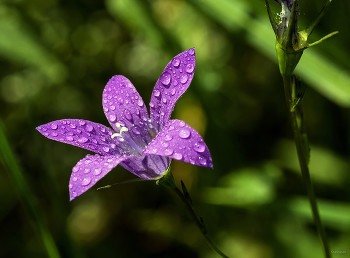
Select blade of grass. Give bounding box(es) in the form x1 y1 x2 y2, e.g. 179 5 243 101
0 121 61 258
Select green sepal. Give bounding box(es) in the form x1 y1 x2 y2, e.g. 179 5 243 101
276 41 303 77
156 166 176 189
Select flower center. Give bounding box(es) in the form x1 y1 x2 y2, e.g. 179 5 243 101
111 122 143 156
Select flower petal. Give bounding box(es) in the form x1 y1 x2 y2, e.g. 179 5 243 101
103 75 151 147
120 155 170 180
69 154 130 200
150 48 196 131
36 119 121 155
143 119 213 168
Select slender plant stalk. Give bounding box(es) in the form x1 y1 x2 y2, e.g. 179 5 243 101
0 121 61 258
172 186 229 258
158 171 228 257
282 76 331 258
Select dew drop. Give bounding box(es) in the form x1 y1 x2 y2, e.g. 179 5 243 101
110 105 116 111
66 136 74 141
165 134 173 141
162 98 167 104
70 124 76 129
172 58 180 68
73 167 79 173
124 110 132 121
194 143 206 153
162 142 169 148
179 121 186 127
198 157 207 166
137 99 144 107
103 146 110 153
132 126 141 135
51 132 58 137
109 114 116 122
160 72 171 86
81 177 91 186
93 168 102 176
179 128 191 139
180 74 188 84
50 123 58 130
164 148 173 155
69 183 73 189
78 137 88 143
154 90 161 98
185 64 194 73
84 159 92 165
72 176 78 181
188 48 195 55
84 168 90 174
171 88 176 96
149 102 154 108
86 124 94 132
173 153 183 160
118 98 124 105
79 120 86 126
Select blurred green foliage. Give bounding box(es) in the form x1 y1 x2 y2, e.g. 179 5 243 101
0 0 349 257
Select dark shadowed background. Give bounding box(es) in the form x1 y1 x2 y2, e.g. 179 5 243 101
1 0 349 257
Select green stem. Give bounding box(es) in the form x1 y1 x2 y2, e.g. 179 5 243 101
282 76 331 258
158 172 228 257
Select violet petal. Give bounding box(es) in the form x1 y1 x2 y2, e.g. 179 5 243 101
120 155 170 180
69 154 130 200
103 75 151 146
143 119 213 168
150 49 196 131
36 119 120 155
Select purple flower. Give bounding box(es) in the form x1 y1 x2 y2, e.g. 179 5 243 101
36 49 213 201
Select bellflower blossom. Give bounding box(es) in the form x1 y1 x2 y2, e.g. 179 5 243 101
36 49 213 200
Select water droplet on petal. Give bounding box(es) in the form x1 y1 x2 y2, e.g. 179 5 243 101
188 48 195 55
51 132 58 137
109 114 116 122
78 137 88 143
69 183 73 189
124 110 132 121
185 64 194 73
132 126 141 135
162 142 169 148
154 90 161 98
164 148 173 155
180 74 188 84
118 98 124 105
70 124 76 129
103 146 110 153
72 176 78 181
73 167 79 173
194 143 206 153
110 105 116 111
171 88 176 96
165 134 173 141
137 99 144 107
93 168 102 175
84 159 92 165
179 128 191 139
179 121 186 127
86 124 94 132
84 168 90 174
173 153 183 160
160 72 171 86
198 157 207 166
66 136 74 141
149 102 154 108
162 98 167 104
50 123 58 130
172 58 180 68
79 120 86 126
81 177 91 186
